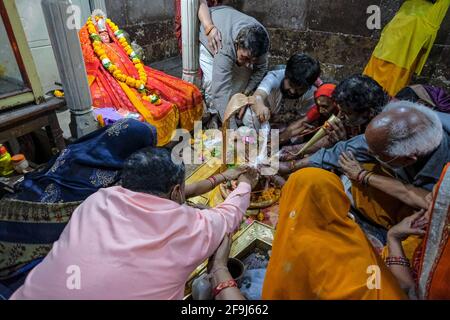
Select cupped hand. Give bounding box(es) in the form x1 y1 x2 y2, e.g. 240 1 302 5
325 118 347 144
252 103 271 123
221 165 248 181
238 166 260 189
388 210 428 242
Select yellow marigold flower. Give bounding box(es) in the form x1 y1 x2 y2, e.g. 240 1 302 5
126 49 133 55
142 96 151 102
100 54 108 61
119 38 126 43
126 77 136 87
133 58 141 64
109 65 118 72
124 45 132 52
135 63 143 70
54 90 64 98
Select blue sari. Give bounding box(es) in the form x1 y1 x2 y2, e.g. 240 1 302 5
0 119 157 298
13 118 157 203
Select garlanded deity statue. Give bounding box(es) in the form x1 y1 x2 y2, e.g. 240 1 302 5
79 11 203 145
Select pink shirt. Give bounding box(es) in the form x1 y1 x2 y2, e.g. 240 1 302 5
11 183 250 300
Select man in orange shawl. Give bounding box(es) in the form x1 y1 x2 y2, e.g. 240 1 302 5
80 15 203 146
263 168 407 300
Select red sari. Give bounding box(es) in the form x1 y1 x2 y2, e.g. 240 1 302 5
80 23 203 146
414 163 450 299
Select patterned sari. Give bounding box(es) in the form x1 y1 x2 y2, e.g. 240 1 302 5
415 163 450 299
80 22 203 146
0 120 157 297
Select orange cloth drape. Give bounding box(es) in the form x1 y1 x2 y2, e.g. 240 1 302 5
262 168 407 300
79 23 203 146
415 163 450 299
364 56 415 97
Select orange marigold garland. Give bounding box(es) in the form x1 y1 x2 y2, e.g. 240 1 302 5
85 16 162 106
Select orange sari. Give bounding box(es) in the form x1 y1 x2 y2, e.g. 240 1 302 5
262 168 406 300
79 23 203 146
415 163 450 299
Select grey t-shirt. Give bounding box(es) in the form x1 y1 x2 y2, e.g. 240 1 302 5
199 6 269 119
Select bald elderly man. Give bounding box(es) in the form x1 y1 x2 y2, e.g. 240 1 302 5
281 100 450 231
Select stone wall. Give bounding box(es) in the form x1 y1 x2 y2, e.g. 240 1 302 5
106 0 450 90
106 0 179 63
224 0 450 89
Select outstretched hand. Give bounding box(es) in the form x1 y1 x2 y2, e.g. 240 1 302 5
238 167 260 189
325 117 347 144
388 210 428 242
221 166 248 181
339 151 364 181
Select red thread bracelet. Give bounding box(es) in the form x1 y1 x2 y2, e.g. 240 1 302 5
213 279 238 298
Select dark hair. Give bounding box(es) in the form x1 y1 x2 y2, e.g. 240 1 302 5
235 25 269 58
332 75 388 114
395 87 420 103
122 147 185 196
285 53 321 88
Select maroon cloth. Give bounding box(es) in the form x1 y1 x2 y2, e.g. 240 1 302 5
174 0 223 52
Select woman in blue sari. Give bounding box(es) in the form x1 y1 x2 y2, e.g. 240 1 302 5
0 119 157 298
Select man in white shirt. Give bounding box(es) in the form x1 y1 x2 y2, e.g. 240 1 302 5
242 53 321 130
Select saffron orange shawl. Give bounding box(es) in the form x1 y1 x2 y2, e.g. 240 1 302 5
263 168 407 300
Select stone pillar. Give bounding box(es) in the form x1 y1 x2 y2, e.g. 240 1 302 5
181 0 200 86
41 0 97 139
89 0 107 14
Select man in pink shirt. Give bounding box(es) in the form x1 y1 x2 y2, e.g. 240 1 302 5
11 147 255 300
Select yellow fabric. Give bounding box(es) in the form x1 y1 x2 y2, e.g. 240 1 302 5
262 168 407 300
363 56 415 97
352 164 423 262
382 236 423 263
372 0 449 74
351 164 415 229
118 82 179 146
185 160 223 206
